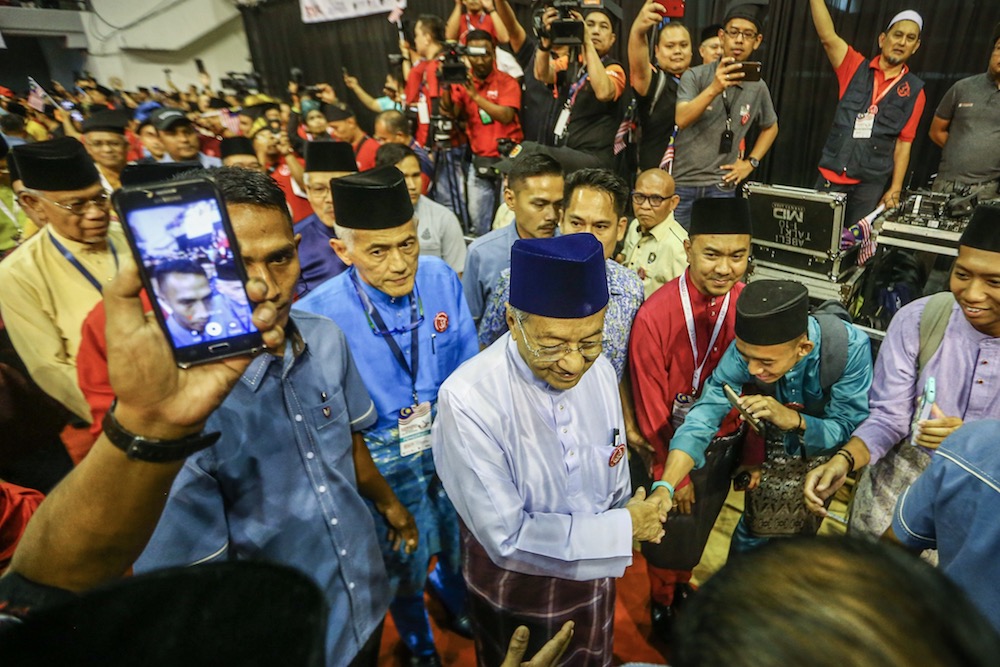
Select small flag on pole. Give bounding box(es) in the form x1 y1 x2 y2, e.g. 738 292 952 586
27 76 56 112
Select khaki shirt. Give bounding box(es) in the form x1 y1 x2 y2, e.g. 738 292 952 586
621 213 688 299
0 223 125 421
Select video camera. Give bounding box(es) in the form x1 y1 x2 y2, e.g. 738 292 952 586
437 41 489 85
220 71 261 92
532 0 609 47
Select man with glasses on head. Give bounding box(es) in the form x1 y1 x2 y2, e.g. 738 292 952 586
809 2 926 225
671 0 778 229
0 138 124 433
80 110 131 192
297 167 478 667
434 233 667 667
620 168 687 299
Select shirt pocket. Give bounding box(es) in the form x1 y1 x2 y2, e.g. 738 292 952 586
307 388 353 469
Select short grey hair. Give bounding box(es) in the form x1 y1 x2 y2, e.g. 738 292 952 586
508 305 531 324
332 223 355 248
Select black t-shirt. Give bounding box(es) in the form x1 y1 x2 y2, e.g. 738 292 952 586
515 38 558 146
636 70 679 171
563 57 625 161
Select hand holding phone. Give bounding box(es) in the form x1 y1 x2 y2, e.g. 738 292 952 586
113 178 265 368
910 377 936 446
724 383 762 434
734 61 762 82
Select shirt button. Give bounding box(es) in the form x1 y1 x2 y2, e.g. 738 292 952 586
331 517 339 526
349 582 356 590
562 427 568 433
295 414 303 422
318 485 327 493
977 379 984 384
982 360 989 365
306 452 315 459
559 404 565 411
340 549 347 556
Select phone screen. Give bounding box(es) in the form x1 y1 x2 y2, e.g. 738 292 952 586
113 179 264 367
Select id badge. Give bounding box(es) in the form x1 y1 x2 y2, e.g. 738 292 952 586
670 393 696 430
553 107 570 140
853 112 875 139
478 108 494 125
417 97 431 125
399 401 433 457
719 129 734 154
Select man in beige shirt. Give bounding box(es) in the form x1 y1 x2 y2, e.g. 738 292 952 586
0 138 125 423
619 168 687 299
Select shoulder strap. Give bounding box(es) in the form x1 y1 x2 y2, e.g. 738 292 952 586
815 314 848 393
917 292 955 373
648 69 669 113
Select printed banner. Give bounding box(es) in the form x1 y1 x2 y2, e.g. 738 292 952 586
300 0 397 23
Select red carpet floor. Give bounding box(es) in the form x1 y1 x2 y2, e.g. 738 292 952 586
376 552 670 666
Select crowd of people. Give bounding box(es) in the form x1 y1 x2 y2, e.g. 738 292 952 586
1 0 1000 665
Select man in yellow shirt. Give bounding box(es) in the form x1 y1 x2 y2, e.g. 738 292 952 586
0 138 125 428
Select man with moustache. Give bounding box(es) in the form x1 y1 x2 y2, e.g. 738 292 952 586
671 1 778 229
147 108 221 169
810 2 926 225
80 110 130 191
628 197 751 634
296 167 478 666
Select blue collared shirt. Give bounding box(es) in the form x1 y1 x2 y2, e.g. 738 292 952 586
433 333 633 581
160 151 222 168
134 312 387 667
477 258 644 379
296 257 478 501
295 213 348 297
461 222 521 322
671 316 873 468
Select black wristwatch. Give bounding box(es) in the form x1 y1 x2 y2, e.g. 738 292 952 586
102 400 221 463
748 157 760 169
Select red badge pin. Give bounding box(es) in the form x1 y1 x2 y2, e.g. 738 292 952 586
434 312 449 333
897 81 911 98
609 443 626 467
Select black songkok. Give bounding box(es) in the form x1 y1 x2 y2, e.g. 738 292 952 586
323 105 355 122
12 137 100 191
735 280 809 345
723 0 769 31
82 110 129 134
689 197 753 237
305 141 357 173
331 166 413 229
220 136 256 159
958 204 1000 253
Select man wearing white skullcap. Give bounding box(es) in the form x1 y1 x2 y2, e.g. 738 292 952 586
808 1 926 227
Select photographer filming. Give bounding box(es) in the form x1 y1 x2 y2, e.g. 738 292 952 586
404 14 471 228
534 0 627 169
441 30 524 236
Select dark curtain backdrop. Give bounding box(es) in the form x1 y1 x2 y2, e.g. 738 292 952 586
241 0 999 188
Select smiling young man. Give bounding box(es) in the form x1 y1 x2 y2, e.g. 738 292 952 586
433 233 667 667
805 204 1000 543
650 279 872 554
810 2 926 225
628 197 751 635
296 166 478 666
629 2 693 171
671 1 778 229
0 138 125 425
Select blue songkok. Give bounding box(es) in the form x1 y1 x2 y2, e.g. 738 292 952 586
509 234 609 318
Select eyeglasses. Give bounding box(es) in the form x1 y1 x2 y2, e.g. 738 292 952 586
306 184 331 196
725 27 758 41
87 140 127 150
29 191 111 216
631 192 674 207
513 316 603 363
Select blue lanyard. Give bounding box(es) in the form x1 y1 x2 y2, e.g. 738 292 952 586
47 230 118 293
349 268 423 405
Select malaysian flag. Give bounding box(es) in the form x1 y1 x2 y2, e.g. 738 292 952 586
220 108 243 135
659 127 678 173
27 76 52 112
856 204 884 265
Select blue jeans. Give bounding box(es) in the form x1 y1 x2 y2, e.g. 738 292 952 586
467 163 499 237
432 146 470 230
673 184 737 231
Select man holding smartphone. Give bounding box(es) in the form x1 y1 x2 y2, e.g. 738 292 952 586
809 2 925 226
671 0 778 229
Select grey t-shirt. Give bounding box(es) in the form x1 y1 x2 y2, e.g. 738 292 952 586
934 73 1000 186
415 195 467 274
673 61 778 187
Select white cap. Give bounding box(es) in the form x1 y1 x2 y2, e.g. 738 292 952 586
886 10 923 33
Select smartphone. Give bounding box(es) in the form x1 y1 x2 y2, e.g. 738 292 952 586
70 110 85 124
723 383 762 434
195 58 206 75
910 376 936 446
735 61 762 82
652 0 685 19
113 178 265 368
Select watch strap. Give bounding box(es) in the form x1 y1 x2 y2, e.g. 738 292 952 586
102 401 221 463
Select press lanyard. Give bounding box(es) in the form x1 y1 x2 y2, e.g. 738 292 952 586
721 87 741 132
679 270 730 393
47 230 118 293
349 269 422 405
869 66 908 114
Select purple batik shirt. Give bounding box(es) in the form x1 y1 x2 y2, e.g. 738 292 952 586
853 295 1000 464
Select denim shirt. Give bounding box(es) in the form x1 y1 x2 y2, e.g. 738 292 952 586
134 312 388 667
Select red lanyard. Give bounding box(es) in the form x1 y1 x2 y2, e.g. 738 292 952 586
869 66 907 114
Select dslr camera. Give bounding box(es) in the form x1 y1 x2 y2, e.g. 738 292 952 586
437 41 488 85
532 0 608 47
